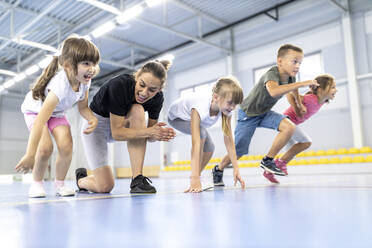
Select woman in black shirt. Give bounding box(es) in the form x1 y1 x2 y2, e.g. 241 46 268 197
76 60 175 194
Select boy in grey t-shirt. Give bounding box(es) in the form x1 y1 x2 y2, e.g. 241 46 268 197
212 44 319 186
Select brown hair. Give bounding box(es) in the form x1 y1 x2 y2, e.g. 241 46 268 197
277 44 303 58
32 35 100 101
309 74 335 103
134 60 171 88
212 77 243 137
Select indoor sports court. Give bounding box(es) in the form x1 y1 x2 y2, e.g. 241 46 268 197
1 0 372 247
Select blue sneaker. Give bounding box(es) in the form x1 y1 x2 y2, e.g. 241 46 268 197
212 165 225 186
260 158 285 176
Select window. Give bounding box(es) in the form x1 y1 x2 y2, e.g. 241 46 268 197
253 52 323 87
298 53 323 81
179 81 214 98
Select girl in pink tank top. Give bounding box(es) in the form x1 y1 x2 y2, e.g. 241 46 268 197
264 74 337 183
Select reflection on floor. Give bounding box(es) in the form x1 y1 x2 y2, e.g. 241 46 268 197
1 164 372 248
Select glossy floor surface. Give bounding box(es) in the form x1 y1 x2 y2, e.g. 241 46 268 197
1 164 372 248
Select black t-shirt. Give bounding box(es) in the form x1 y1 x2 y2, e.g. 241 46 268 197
90 74 164 119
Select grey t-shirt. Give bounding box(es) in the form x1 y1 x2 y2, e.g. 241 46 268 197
240 66 295 116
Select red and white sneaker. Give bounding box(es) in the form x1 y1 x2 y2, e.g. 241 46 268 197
263 171 279 184
275 159 288 175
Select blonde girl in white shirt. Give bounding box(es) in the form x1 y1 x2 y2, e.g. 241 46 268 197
168 77 246 192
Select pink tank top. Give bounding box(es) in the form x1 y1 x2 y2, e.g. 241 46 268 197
284 94 323 125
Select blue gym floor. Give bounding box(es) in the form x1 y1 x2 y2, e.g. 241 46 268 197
1 164 372 248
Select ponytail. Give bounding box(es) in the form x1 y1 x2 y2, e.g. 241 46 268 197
32 56 59 101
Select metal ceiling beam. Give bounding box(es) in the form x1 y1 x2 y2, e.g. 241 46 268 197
135 17 230 52
0 1 160 57
328 0 348 13
0 1 75 27
96 0 297 80
171 0 227 26
78 0 230 52
104 35 159 54
100 59 136 70
264 7 279 21
0 0 22 24
0 0 63 53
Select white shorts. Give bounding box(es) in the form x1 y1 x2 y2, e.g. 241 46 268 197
81 113 115 170
286 125 312 147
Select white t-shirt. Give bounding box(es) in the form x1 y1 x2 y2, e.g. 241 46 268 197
168 93 221 128
21 70 90 117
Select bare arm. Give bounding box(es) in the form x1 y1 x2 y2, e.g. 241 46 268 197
78 91 98 134
266 79 318 98
223 116 245 188
286 91 305 117
190 109 201 178
78 91 95 121
110 113 174 141
110 113 152 140
15 92 59 172
184 109 203 193
223 116 238 170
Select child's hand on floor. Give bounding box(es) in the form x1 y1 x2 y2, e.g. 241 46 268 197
184 176 202 193
15 154 35 174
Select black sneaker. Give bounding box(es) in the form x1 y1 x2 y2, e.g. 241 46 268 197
75 168 88 192
260 159 286 176
212 165 225 186
130 175 156 193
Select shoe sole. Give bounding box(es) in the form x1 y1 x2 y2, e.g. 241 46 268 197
130 191 156 194
213 182 225 187
260 165 286 176
29 195 46 198
263 173 279 184
56 193 75 197
130 188 156 194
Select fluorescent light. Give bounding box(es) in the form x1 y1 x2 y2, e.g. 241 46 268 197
158 53 175 62
14 73 26 82
38 56 53 69
116 5 143 24
3 79 15 88
25 65 40 76
82 35 92 41
15 38 58 53
91 21 116 38
0 69 17 77
77 0 120 15
146 0 164 7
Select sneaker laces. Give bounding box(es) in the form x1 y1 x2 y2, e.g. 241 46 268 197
141 176 153 186
131 175 153 187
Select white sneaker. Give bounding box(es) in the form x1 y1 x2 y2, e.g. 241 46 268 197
29 183 46 198
56 185 75 197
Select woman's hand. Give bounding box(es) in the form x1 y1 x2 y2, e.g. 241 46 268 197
184 176 202 193
15 154 35 174
149 122 176 141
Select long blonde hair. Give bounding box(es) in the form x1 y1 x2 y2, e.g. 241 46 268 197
32 35 100 101
212 77 243 137
308 74 335 103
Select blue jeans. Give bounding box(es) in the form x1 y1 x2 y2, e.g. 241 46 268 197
234 109 287 157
